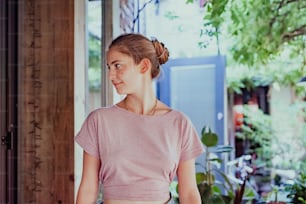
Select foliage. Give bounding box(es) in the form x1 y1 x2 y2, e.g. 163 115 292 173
88 33 101 71
185 0 306 97
186 0 306 67
196 126 234 204
226 73 272 94
285 171 306 204
236 100 305 184
88 33 102 92
263 184 291 203
225 58 305 95
236 105 273 167
269 99 306 171
194 126 260 204
88 1 102 92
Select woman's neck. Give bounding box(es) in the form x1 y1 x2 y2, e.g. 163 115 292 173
124 91 158 115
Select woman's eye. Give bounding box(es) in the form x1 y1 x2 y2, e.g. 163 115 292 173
114 63 121 69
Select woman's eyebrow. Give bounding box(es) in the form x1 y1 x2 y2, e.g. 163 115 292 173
106 60 120 69
109 60 120 65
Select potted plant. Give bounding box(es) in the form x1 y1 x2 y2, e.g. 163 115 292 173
196 126 259 204
195 126 235 204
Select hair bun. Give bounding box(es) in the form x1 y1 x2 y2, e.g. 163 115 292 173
151 39 169 65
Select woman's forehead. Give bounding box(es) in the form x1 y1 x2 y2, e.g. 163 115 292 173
107 49 132 63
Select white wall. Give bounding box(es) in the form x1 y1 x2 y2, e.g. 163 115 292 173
74 0 87 201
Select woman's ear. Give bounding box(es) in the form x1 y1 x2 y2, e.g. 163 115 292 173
139 58 151 74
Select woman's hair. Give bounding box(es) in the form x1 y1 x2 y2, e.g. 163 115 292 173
108 33 170 79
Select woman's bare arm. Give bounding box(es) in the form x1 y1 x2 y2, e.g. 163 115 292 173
76 151 101 204
177 159 201 204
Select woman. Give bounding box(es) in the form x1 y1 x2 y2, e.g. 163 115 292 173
75 33 204 204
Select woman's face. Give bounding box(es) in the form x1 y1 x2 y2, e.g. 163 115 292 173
106 49 142 95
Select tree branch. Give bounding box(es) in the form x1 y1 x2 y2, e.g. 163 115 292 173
133 0 155 24
269 0 305 39
269 0 286 35
282 25 306 41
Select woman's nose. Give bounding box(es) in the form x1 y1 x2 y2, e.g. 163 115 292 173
108 69 116 80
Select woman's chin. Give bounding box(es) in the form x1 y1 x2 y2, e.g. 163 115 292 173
115 88 126 95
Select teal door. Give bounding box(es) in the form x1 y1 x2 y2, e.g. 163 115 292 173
157 55 226 146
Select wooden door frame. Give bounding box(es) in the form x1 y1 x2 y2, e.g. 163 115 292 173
0 1 7 201
0 0 18 203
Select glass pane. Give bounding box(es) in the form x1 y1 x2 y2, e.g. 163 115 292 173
87 0 102 112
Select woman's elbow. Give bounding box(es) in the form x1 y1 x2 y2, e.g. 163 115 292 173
76 184 99 204
179 188 201 204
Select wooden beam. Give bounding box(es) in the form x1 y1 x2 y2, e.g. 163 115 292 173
18 0 74 203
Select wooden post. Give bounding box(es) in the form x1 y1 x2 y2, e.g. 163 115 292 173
18 0 74 203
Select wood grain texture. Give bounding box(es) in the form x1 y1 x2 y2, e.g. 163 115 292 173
19 0 74 203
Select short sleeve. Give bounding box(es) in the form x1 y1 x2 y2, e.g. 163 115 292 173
75 111 100 159
180 116 204 162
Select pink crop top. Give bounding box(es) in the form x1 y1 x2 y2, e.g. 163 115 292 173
75 105 204 201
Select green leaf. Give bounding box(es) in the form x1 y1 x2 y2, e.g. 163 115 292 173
214 169 234 192
209 158 222 163
201 126 218 147
196 172 206 184
243 186 256 200
197 183 212 202
211 185 222 194
210 194 225 204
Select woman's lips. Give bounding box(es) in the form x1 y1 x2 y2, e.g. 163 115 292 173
113 82 123 88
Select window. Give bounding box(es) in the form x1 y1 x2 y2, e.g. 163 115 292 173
87 0 102 112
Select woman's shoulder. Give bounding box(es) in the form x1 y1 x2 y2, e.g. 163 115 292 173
86 105 118 119
166 109 194 125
